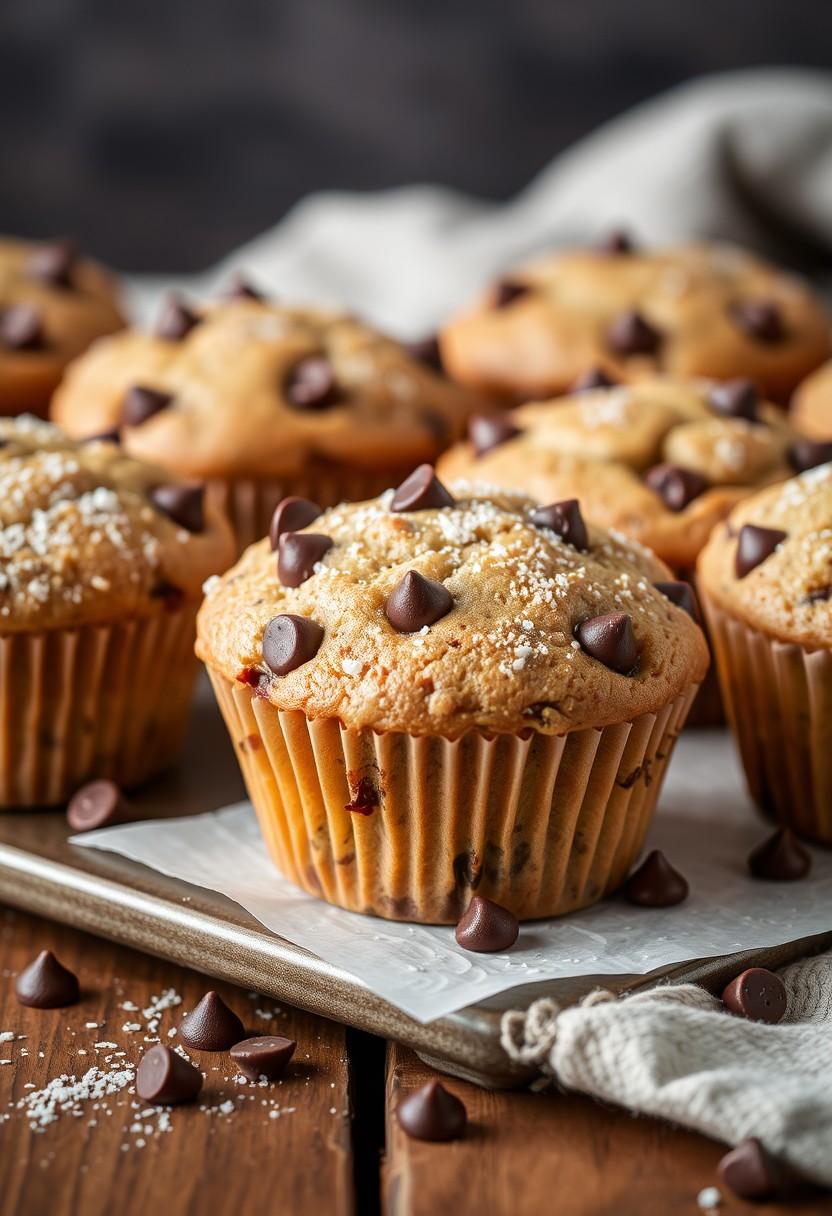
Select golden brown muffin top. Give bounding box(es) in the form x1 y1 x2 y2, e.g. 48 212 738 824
52 295 482 480
0 417 234 631
197 473 708 736
440 240 831 403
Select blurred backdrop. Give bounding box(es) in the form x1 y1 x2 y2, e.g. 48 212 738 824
2 0 831 271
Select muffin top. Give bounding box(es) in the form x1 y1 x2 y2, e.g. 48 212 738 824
438 377 808 571
439 239 831 403
197 470 708 736
0 417 234 632
52 294 482 480
698 462 832 650
791 358 832 441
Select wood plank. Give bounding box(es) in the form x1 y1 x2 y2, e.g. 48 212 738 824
0 905 354 1216
383 1044 830 1216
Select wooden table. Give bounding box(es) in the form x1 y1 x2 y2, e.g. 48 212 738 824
1 906 828 1215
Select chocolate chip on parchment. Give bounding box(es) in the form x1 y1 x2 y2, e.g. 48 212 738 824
708 378 759 422
221 274 266 301
455 895 519 953
721 967 787 1024
122 385 173 427
624 850 689 907
0 304 45 351
179 991 245 1051
230 1036 296 1081
717 1138 791 1201
390 464 455 512
67 779 129 832
530 499 589 550
468 413 521 457
284 355 341 410
748 827 811 881
789 438 832 473
605 309 662 357
385 570 453 633
263 614 324 676
654 580 700 623
149 483 205 533
493 279 530 309
731 299 785 343
155 294 200 341
27 239 78 288
571 366 617 393
575 612 638 674
645 462 707 512
136 1045 203 1105
277 532 333 587
269 496 322 550
735 524 787 578
396 1080 467 1142
595 228 635 254
15 950 80 1009
403 335 443 372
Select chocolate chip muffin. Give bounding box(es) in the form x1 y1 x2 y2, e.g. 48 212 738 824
197 469 707 922
698 464 832 844
440 239 831 404
52 290 483 554
791 358 832 443
0 237 124 417
0 417 233 806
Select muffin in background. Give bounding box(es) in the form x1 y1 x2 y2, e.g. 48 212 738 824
52 292 485 554
791 358 832 444
0 237 124 417
197 473 707 923
0 417 234 807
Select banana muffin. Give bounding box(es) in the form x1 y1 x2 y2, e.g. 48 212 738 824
197 469 707 922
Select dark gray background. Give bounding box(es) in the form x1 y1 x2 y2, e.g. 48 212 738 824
2 0 831 271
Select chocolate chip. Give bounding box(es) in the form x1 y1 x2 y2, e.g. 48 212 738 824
221 273 266 301
390 464 455 512
468 413 521 457
645 462 707 511
269 496 322 550
605 310 661 357
731 299 785 343
530 499 588 550
122 385 173 427
396 1080 467 1142
15 950 80 1008
624 850 689 907
571 367 617 393
149 483 205 533
654 580 700 623
718 1138 788 1201
748 827 812 881
575 612 638 674
789 438 832 473
735 524 787 578
595 228 635 254
708 378 758 422
403 335 443 372
385 570 453 633
83 427 121 446
284 355 341 410
155 294 200 341
263 614 324 676
230 1036 296 1081
805 585 832 604
136 1045 203 1105
0 305 45 351
721 967 787 1024
493 279 530 309
179 991 245 1051
67 779 129 832
455 896 519 952
26 239 77 288
277 532 333 587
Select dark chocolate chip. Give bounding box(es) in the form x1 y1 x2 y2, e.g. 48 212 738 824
221 274 266 301
731 299 785 344
805 585 832 604
155 294 200 341
396 1080 467 1142
735 524 787 578
262 614 324 676
468 413 521 457
575 612 638 674
645 462 707 511
708 378 758 422
624 850 689 907
385 570 453 633
277 532 333 587
721 967 787 1024
83 427 121 446
571 367 617 393
179 991 245 1051
455 895 519 952
136 1045 203 1105
149 483 205 533
403 335 443 372
717 1138 789 1201
230 1036 296 1081
26 239 78 288
595 228 635 254
67 779 129 832
789 438 832 473
390 464 455 513
122 385 173 427
15 950 80 1009
530 499 588 550
269 496 322 550
0 305 45 351
748 827 812 881
493 279 530 309
654 580 700 623
605 309 662 357
284 355 341 410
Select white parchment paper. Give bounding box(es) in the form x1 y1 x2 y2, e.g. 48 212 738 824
71 731 832 1023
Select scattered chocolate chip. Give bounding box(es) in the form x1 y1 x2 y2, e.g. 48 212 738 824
748 827 811 881
624 850 689 907
731 299 785 343
403 334 443 371
179 991 245 1051
468 413 521 457
390 464 455 512
805 585 832 603
26 239 78 288
575 612 638 674
0 304 45 351
717 1138 789 1201
122 385 173 427
136 1045 203 1105
605 309 662 357
15 950 80 1008
493 279 530 309
155 294 200 341
721 967 787 1024
385 570 453 633
230 1036 296 1081
67 779 129 832
149 483 205 533
455 895 519 952
83 427 121 445
571 366 617 392
269 496 322 550
595 228 635 254
789 438 832 473
645 462 707 511
284 355 341 410
221 273 266 301
708 378 758 422
654 580 700 623
396 1080 467 1142
530 499 588 550
277 532 334 587
735 524 787 578
262 614 324 676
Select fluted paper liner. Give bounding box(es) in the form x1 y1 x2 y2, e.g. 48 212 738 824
703 597 832 844
208 668 698 922
0 605 199 808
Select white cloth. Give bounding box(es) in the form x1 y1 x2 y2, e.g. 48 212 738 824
501 950 832 1186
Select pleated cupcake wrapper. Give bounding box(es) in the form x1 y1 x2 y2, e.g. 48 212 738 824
0 605 200 808
208 668 698 923
702 597 832 844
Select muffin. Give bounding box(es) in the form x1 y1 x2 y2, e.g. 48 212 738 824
440 238 831 404
698 464 832 844
197 470 707 922
0 417 234 806
0 237 124 416
52 292 483 554
791 358 832 443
